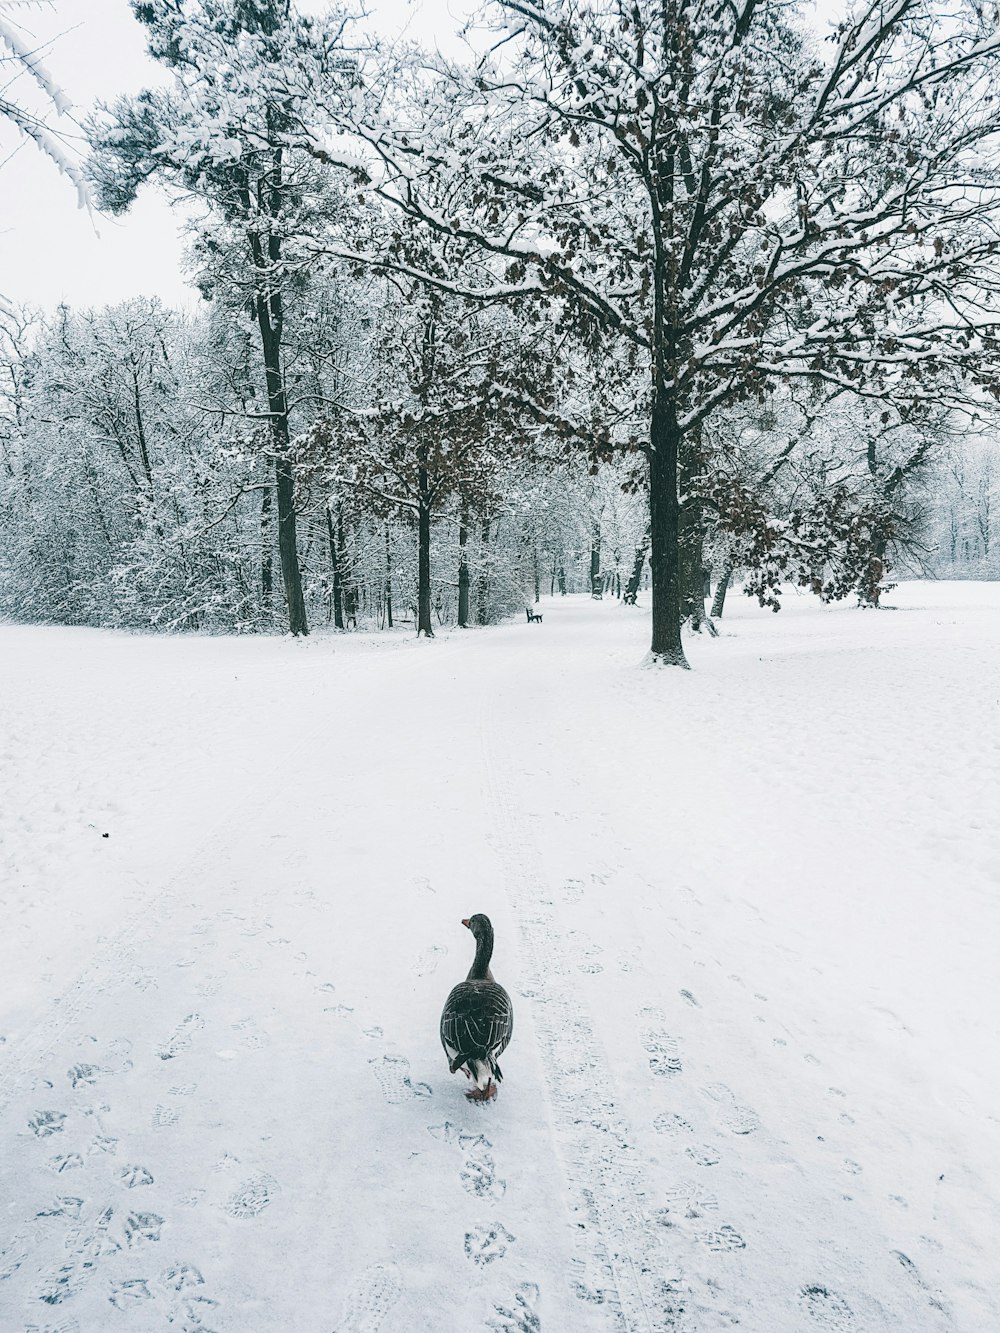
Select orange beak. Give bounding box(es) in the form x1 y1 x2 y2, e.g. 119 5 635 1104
461 918 471 928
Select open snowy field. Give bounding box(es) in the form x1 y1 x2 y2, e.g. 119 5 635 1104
1 583 998 1333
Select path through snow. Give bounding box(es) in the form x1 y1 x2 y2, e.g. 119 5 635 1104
1 584 998 1331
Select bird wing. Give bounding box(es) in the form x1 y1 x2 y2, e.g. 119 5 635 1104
440 981 513 1063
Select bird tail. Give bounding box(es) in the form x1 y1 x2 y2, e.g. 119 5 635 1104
467 1056 503 1091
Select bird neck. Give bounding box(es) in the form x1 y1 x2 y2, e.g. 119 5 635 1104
467 930 494 982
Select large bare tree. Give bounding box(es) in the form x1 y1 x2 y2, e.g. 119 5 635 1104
305 0 1000 665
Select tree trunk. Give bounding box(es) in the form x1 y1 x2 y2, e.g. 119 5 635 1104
384 524 393 629
711 561 734 618
477 515 490 625
457 498 470 627
533 545 541 603
648 395 688 666
260 484 273 610
624 528 650 605
417 464 434 637
557 564 566 595
251 231 307 636
326 504 343 629
590 522 601 596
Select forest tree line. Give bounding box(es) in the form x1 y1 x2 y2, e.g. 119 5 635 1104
3 0 1000 657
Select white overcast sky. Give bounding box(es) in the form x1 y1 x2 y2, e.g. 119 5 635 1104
0 0 472 313
2 0 841 314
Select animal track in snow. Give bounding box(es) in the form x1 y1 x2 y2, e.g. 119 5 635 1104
225 1173 279 1218
368 1054 431 1104
66 1063 104 1089
29 1111 67 1138
48 1152 84 1174
24 1321 81 1333
122 1210 164 1246
800 1285 855 1329
702 1082 760 1135
639 1008 683 1076
336 1263 401 1333
429 1122 506 1200
156 1013 204 1061
679 989 700 1007
108 1278 153 1309
162 1262 205 1291
118 1164 155 1188
488 1281 541 1332
465 1221 515 1265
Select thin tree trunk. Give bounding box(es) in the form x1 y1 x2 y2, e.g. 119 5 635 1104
457 498 470 627
260 484 273 610
477 515 490 625
417 465 434 637
711 561 734 618
624 527 650 605
590 522 601 596
384 524 394 629
326 504 343 629
533 545 541 603
251 231 307 636
648 396 687 666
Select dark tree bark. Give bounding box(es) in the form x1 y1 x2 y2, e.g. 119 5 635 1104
326 504 344 629
457 497 471 627
417 461 434 637
477 515 490 625
384 524 394 628
557 564 566 595
648 396 687 666
260 485 273 608
533 544 541 603
590 522 602 596
623 530 649 604
711 561 734 618
252 264 308 636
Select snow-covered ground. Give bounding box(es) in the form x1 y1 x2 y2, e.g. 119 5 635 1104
1 583 998 1333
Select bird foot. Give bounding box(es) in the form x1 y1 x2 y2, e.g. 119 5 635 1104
465 1081 498 1102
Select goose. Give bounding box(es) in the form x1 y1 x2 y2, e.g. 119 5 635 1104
440 914 513 1102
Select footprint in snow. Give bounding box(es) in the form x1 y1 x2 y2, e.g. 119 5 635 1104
368 1054 431 1104
698 1224 746 1252
639 1008 683 1076
335 1263 401 1333
225 1173 279 1219
799 1285 855 1329
684 1144 721 1167
702 1082 760 1135
663 1181 718 1216
156 1014 204 1061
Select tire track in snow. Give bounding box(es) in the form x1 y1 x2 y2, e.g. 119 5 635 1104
480 707 685 1333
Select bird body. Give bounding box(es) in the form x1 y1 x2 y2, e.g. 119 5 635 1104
440 915 513 1101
